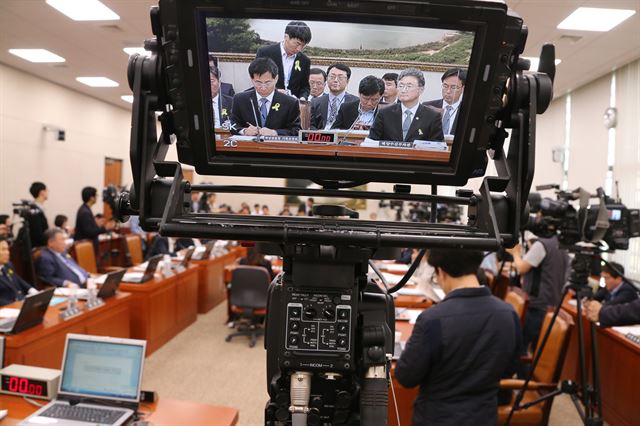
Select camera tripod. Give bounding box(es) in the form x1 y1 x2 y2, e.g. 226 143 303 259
505 252 603 426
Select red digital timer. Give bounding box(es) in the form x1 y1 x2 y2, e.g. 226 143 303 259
299 130 338 144
0 364 59 400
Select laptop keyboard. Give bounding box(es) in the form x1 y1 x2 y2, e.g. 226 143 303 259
40 403 127 424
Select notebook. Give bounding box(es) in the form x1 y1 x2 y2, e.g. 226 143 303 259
20 333 147 426
0 287 54 334
122 254 163 283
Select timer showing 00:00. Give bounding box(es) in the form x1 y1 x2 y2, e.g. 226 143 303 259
2 376 47 397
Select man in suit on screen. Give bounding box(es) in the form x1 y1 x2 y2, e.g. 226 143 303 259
310 63 358 130
255 21 312 100
423 67 466 136
229 57 300 137
331 75 385 131
368 68 443 143
209 66 233 128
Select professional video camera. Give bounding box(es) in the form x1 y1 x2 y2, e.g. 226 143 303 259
114 1 555 424
12 200 40 219
102 185 119 212
525 185 640 251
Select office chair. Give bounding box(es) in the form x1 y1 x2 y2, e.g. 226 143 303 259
498 309 573 425
31 247 54 289
72 240 98 274
505 288 528 325
225 265 270 348
125 235 144 265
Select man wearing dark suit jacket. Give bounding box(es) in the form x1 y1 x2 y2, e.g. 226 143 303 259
310 63 358 130
74 187 114 254
396 248 521 425
255 21 312 100
209 67 233 128
36 229 89 287
593 262 638 306
27 181 49 248
230 57 300 137
368 68 444 143
0 238 37 306
423 67 466 136
331 75 385 131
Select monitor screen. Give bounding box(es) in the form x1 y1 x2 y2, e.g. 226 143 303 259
203 17 473 164
60 337 145 402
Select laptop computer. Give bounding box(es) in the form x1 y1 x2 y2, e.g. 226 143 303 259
0 287 55 334
122 254 163 283
192 240 215 260
173 247 195 272
20 334 147 426
97 269 126 299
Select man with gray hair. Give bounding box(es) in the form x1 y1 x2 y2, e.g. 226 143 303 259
368 68 443 143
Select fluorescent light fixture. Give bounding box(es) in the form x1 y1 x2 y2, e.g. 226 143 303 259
123 47 151 57
522 57 562 72
8 49 65 63
46 0 119 21
557 7 636 32
76 77 119 87
121 95 134 103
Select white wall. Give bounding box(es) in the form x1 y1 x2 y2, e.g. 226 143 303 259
0 63 131 228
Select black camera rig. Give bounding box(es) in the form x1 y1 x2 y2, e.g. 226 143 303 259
114 1 555 424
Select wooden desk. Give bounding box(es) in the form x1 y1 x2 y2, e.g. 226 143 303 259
561 296 640 426
0 395 239 426
97 234 127 269
3 293 131 369
120 265 199 355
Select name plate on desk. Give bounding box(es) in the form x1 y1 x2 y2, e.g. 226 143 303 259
299 130 338 144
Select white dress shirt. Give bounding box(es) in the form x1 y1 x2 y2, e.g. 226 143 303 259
442 95 462 135
280 42 296 91
212 94 221 127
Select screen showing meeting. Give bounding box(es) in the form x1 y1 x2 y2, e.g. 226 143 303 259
204 17 473 163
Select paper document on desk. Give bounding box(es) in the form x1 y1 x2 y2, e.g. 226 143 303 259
395 308 423 324
380 263 409 273
123 272 145 282
612 325 640 337
133 261 149 271
396 287 426 297
94 274 108 284
376 272 403 286
0 308 20 319
54 288 89 299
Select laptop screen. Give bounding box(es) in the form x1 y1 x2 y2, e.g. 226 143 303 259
59 335 146 402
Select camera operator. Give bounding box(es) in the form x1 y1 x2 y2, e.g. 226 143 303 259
0 237 37 306
585 297 640 327
506 232 570 352
395 248 522 425
593 262 638 306
27 181 49 247
74 186 115 254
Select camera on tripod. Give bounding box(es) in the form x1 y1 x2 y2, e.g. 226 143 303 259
12 200 40 219
113 0 557 423
525 185 640 251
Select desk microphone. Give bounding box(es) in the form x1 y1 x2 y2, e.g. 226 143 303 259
339 112 364 145
249 98 263 142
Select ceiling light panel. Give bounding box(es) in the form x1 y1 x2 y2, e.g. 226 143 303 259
46 0 120 21
76 77 119 87
9 49 65 63
557 7 636 32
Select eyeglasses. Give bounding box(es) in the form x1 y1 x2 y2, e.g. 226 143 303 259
253 80 275 88
398 84 419 91
442 83 462 91
327 75 348 82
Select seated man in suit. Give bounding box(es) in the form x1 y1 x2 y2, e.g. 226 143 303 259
229 57 301 137
310 63 358 130
308 68 326 100
74 186 115 254
0 237 37 306
381 72 399 104
208 54 235 97
593 261 638 305
209 66 233 128
423 67 466 136
368 68 444 143
256 21 312 100
331 75 385 131
36 228 89 287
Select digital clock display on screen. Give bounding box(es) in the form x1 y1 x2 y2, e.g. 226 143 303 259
299 131 338 144
1 375 48 397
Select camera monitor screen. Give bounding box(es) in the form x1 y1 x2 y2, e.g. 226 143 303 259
205 18 472 164
165 0 518 185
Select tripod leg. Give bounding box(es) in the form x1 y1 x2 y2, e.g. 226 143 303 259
589 322 603 420
574 295 591 417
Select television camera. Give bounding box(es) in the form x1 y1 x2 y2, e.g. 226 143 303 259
114 1 555 424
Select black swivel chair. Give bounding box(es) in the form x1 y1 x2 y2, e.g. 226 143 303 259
225 265 270 347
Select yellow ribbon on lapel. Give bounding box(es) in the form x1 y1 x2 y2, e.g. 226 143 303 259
294 60 301 72
272 103 281 111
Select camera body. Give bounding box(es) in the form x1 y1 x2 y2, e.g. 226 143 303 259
12 200 39 219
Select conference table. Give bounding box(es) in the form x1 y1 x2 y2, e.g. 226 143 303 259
561 295 640 426
0 394 239 426
2 293 131 369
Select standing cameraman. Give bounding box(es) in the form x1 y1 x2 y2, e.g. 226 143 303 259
507 232 570 351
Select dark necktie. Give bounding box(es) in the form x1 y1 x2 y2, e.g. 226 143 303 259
328 97 339 126
260 97 269 127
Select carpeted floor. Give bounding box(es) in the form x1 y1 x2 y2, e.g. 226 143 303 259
143 303 590 425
